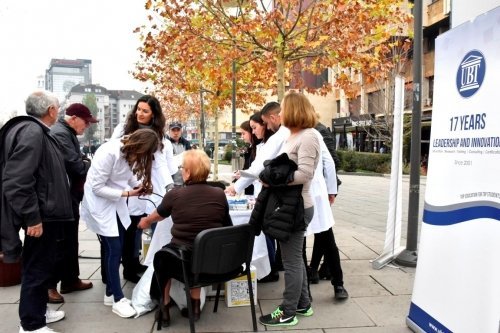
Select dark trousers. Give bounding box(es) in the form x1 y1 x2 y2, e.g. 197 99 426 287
264 234 276 268
310 227 344 286
151 244 190 303
122 214 145 275
49 200 81 288
20 221 65 331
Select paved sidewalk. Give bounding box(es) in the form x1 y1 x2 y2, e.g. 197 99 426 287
1 171 425 333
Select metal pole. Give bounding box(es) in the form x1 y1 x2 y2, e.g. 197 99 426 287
395 0 422 267
232 60 236 139
200 88 205 149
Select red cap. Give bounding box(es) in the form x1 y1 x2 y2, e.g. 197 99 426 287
66 103 98 123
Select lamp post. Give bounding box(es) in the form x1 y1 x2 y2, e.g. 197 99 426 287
232 60 236 140
395 0 422 267
200 88 206 149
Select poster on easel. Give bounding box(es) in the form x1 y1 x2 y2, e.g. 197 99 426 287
407 6 500 333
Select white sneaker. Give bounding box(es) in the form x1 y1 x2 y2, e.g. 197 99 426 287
45 308 65 324
104 294 113 306
112 297 136 318
19 325 59 332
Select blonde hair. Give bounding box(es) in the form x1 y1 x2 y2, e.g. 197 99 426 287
183 149 211 183
281 92 318 129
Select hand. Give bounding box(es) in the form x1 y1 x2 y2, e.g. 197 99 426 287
129 187 144 197
224 185 236 196
138 216 151 230
328 194 336 205
26 223 43 238
233 170 241 180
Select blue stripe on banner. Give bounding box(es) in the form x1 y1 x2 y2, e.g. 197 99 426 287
409 302 453 333
423 206 500 226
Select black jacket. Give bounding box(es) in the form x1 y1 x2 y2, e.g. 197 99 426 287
249 153 304 242
315 122 342 186
50 118 91 202
0 116 73 262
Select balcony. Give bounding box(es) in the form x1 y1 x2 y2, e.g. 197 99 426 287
426 0 450 27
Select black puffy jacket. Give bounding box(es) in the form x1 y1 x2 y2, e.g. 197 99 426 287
249 153 304 242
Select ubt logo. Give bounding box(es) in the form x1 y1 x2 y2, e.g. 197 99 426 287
456 50 486 98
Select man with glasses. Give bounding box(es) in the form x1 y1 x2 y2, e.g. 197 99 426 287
47 103 98 303
0 91 74 333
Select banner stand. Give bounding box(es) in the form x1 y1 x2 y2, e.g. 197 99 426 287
372 75 405 270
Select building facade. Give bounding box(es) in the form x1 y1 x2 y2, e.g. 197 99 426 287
67 84 143 141
45 59 92 103
108 90 143 132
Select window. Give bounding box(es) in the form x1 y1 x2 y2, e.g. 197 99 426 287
348 96 361 116
368 90 384 114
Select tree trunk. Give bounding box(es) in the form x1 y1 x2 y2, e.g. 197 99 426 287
276 57 285 103
213 109 219 181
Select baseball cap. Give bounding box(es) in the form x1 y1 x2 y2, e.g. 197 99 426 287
169 122 182 129
66 103 98 123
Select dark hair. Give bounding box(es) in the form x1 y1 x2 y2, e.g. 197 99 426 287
240 120 260 162
250 111 274 143
120 129 160 194
123 95 166 143
260 101 280 116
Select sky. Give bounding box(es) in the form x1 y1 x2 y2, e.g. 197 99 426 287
0 0 150 121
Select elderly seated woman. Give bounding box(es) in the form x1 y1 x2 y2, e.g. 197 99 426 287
138 149 232 327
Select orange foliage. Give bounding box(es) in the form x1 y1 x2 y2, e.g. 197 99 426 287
134 0 412 114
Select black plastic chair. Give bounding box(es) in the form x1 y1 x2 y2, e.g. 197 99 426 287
154 224 257 333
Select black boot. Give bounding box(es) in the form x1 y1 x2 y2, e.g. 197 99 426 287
133 257 148 273
156 302 171 328
308 266 319 284
181 298 201 321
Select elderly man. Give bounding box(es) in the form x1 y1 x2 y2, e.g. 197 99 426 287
0 91 74 333
46 103 97 303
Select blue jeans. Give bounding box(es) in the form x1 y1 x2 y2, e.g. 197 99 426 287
101 219 125 302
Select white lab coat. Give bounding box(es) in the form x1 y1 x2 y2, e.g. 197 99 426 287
111 123 175 214
234 126 290 194
81 139 141 236
306 129 338 236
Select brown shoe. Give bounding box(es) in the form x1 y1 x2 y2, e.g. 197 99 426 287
60 279 93 294
48 288 64 304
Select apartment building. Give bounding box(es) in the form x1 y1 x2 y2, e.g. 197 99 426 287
331 0 451 158
66 84 143 141
45 59 92 103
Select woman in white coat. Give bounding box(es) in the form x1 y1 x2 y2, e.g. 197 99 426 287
81 129 160 318
111 95 176 283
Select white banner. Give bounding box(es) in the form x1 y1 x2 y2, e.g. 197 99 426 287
407 7 500 333
372 75 405 269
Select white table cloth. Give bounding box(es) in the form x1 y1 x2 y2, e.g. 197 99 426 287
144 210 270 279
